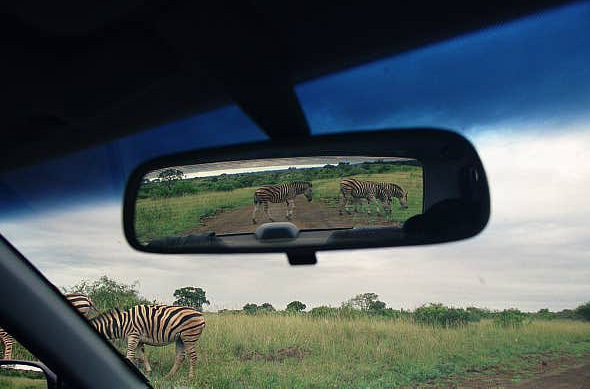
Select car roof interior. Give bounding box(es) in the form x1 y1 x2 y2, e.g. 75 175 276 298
1 0 571 172
0 1 575 387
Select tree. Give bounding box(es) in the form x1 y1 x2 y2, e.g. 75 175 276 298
158 168 184 181
368 300 386 311
260 303 275 312
158 168 185 189
64 275 152 311
173 287 210 311
575 302 590 321
286 301 307 312
344 292 380 311
243 303 259 314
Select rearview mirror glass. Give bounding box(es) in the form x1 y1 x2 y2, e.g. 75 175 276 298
124 129 490 254
136 156 423 240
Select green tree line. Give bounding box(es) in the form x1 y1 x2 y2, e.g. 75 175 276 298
64 277 590 327
138 161 420 199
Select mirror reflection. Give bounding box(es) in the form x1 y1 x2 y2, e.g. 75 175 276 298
0 364 47 389
135 156 423 246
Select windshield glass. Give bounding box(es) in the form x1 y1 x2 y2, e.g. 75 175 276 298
2 2 590 388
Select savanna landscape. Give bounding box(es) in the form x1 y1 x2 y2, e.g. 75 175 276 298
3 276 590 388
134 160 423 243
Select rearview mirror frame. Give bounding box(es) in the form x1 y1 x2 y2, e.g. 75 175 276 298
0 360 57 389
123 128 490 254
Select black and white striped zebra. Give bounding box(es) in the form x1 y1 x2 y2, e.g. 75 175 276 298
0 327 12 360
375 182 409 212
90 305 206 379
64 292 98 317
252 181 313 224
339 178 408 215
1 293 96 360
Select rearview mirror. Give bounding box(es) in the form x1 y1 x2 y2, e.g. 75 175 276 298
124 129 489 261
0 360 57 389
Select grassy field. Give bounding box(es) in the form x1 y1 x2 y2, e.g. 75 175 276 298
131 314 589 388
0 375 47 389
5 313 590 388
135 167 423 243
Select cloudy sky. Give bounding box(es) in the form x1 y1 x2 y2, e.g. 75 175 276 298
1 1 589 312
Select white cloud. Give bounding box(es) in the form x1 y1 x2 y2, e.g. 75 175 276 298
1 127 589 312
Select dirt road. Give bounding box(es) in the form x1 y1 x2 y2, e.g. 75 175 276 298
184 196 402 234
419 353 590 389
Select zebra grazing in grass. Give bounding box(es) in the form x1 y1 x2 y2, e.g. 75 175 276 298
252 181 313 224
375 182 409 213
0 328 12 360
339 178 408 216
1 293 96 360
90 305 205 379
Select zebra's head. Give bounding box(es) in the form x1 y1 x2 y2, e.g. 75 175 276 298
303 182 313 202
399 191 408 209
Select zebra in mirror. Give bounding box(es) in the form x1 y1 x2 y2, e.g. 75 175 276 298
252 181 313 224
339 178 408 216
375 182 409 212
1 292 96 360
90 305 205 379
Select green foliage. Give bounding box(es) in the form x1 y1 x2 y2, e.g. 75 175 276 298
64 275 152 311
260 303 275 312
535 308 558 320
172 286 210 311
343 292 381 311
575 302 590 321
466 306 492 321
242 303 275 314
413 303 473 328
309 306 340 318
494 308 528 328
138 161 418 199
368 300 387 311
286 301 306 312
158 168 184 181
243 303 259 314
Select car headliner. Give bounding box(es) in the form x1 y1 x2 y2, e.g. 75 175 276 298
1 1 572 172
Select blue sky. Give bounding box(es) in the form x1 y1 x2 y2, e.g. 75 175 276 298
0 1 589 311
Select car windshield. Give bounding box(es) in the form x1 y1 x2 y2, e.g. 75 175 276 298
1 2 590 387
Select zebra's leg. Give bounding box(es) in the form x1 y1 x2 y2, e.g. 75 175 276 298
252 202 260 224
339 192 346 215
165 338 186 378
138 344 152 374
369 196 384 215
263 201 274 222
184 341 199 379
353 197 362 213
286 199 294 220
126 333 141 367
2 335 13 359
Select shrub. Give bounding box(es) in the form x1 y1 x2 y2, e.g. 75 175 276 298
413 303 471 327
494 308 528 327
64 275 152 311
575 302 590 321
